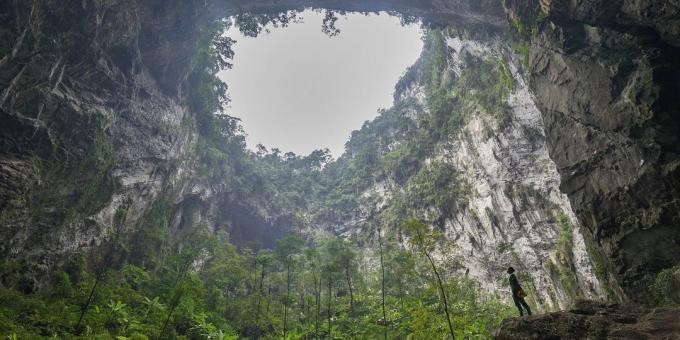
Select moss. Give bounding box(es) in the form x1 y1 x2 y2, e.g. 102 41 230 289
649 264 680 306
73 129 119 215
127 193 175 271
549 214 581 301
545 285 560 310
581 228 615 299
496 242 512 254
421 30 449 93
450 55 513 119
113 205 129 229
403 162 470 220
0 259 23 289
512 41 531 69
510 6 548 69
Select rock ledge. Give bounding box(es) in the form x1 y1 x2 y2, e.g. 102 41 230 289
494 300 680 339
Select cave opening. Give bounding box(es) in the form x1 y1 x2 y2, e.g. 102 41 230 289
217 9 424 158
3 0 679 337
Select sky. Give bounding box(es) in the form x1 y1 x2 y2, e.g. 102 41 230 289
217 10 424 158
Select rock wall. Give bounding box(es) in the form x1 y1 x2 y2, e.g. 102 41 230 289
438 36 608 309
528 0 680 300
0 0 200 289
324 35 610 311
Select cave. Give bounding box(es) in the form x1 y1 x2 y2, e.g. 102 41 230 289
1 0 679 338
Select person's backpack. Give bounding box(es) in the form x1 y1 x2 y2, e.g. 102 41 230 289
518 289 527 298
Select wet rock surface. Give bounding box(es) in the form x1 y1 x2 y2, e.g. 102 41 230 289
529 0 680 301
494 300 680 340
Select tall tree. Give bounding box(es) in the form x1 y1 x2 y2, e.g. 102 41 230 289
275 236 304 339
255 250 274 326
402 219 456 339
325 238 356 316
377 226 388 340
324 263 334 339
75 204 129 333
158 224 213 340
304 248 322 338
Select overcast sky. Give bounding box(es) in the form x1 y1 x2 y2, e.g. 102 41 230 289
218 10 424 158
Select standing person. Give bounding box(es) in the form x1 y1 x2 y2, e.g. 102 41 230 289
507 267 532 316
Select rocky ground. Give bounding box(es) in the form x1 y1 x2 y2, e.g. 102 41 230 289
494 300 680 339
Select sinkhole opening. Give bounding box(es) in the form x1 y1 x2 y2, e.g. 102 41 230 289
217 9 424 158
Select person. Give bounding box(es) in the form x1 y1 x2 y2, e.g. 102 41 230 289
507 267 532 316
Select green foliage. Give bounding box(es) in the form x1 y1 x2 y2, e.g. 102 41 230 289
275 236 304 263
186 20 234 137
420 30 449 92
650 264 680 306
234 11 300 38
127 194 174 272
402 219 440 254
0 225 513 339
73 129 119 215
393 58 422 101
546 214 581 301
510 7 548 69
406 162 469 218
581 227 615 299
450 55 513 119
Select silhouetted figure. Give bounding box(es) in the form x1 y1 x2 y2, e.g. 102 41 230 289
507 267 532 316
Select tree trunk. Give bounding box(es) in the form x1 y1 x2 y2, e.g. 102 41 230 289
74 272 101 333
74 220 125 333
399 283 405 312
327 274 332 339
315 274 320 338
284 260 291 339
159 257 193 340
158 291 183 340
378 228 387 340
345 263 354 316
256 263 266 324
425 252 455 340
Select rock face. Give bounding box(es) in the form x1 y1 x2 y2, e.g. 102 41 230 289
494 300 680 339
0 0 678 306
439 36 608 309
529 0 680 301
0 0 199 290
321 33 608 311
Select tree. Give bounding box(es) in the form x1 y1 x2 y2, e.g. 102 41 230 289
254 250 274 322
377 226 388 340
75 204 129 333
402 219 456 339
304 248 322 338
158 224 213 340
275 236 304 339
325 238 357 316
318 238 343 339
